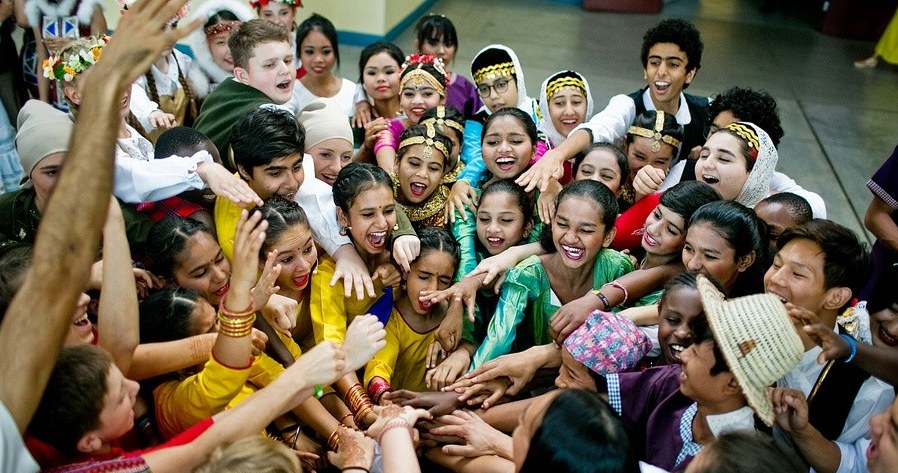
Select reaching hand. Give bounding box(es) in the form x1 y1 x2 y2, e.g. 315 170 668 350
451 377 510 410
392 235 421 274
290 341 346 388
249 328 268 357
198 161 263 208
260 293 298 339
229 210 268 296
353 100 377 128
803 323 850 364
771 387 811 434
426 347 471 391
327 426 375 469
446 180 478 223
382 390 460 417
434 296 464 352
536 178 562 224
516 149 564 193
331 246 376 300
343 315 387 372
420 277 479 324
252 250 282 311
366 404 432 440
96 0 201 91
631 165 666 200
550 294 599 344
452 347 545 397
149 110 177 130
372 263 402 288
430 410 512 459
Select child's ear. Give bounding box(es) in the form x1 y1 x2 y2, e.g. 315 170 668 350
336 207 348 228
76 431 105 454
602 226 617 248
522 219 534 240
684 67 697 86
822 287 852 311
233 66 249 83
723 375 741 396
236 163 252 182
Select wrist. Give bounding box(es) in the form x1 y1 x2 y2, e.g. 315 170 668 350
839 334 857 363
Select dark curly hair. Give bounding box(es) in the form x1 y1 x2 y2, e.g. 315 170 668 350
708 87 785 147
640 19 703 80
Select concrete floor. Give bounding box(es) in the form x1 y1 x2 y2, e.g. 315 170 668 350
336 0 898 241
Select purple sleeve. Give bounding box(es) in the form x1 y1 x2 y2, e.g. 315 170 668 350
446 74 484 119
611 365 682 430
373 119 406 154
869 145 898 210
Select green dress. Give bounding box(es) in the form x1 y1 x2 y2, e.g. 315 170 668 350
470 250 634 368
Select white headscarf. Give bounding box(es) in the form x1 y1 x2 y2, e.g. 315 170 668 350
185 0 255 97
538 70 594 147
730 121 778 208
470 44 535 118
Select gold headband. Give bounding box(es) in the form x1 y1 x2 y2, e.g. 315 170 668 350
724 123 760 160
473 61 515 84
421 106 464 135
627 111 681 153
399 122 450 161
400 68 446 96
546 76 586 101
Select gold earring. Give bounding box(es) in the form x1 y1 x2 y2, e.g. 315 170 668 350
312 257 319 275
340 226 351 236
393 223 399 231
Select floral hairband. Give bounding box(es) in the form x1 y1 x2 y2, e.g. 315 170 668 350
205 20 240 37
724 123 761 161
42 35 110 82
250 0 302 9
400 54 448 94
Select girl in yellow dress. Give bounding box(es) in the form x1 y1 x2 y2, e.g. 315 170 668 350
365 226 460 402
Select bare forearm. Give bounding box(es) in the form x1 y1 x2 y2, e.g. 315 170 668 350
791 428 841 473
852 344 898 387
290 398 339 439
865 197 898 253
381 427 421 473
0 66 123 430
128 335 216 380
98 215 139 374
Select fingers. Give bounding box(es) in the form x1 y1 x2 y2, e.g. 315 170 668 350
426 341 445 369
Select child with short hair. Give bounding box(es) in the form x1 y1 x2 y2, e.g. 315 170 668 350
365 226 460 401
194 18 295 161
753 192 811 245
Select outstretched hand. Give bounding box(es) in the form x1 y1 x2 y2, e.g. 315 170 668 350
95 0 201 89
343 315 387 372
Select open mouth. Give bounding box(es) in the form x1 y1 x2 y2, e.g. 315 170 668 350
73 312 90 327
486 236 505 248
419 299 434 311
496 156 516 171
561 244 585 261
878 325 898 347
279 189 298 201
276 79 292 91
642 232 658 248
654 81 670 94
214 284 230 297
668 343 686 363
560 118 578 126
700 174 720 185
293 272 310 288
410 107 426 117
767 290 788 305
409 182 427 197
367 231 387 249
321 174 337 185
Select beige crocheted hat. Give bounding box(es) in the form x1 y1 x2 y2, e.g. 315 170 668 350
697 275 803 426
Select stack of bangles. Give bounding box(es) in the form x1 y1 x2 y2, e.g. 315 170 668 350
368 379 391 404
217 299 256 337
344 384 375 427
327 429 340 451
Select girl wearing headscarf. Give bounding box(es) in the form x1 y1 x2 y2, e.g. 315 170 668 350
537 70 594 182
185 0 255 98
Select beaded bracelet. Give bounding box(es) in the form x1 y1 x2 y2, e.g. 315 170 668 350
376 418 413 443
840 334 857 364
602 281 629 306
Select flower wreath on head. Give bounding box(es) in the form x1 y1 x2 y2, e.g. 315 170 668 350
400 54 449 92
42 35 110 82
250 0 301 9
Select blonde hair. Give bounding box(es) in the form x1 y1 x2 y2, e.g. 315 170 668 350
193 436 301 473
55 37 96 114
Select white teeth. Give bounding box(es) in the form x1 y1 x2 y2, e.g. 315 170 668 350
496 157 515 164
670 344 684 352
655 81 670 87
702 174 719 183
562 245 584 256
371 231 386 237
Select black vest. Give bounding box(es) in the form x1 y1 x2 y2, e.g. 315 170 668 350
806 328 872 440
628 88 710 182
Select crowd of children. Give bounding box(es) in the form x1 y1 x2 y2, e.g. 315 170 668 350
0 1 896 472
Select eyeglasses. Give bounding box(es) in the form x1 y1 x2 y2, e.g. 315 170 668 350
477 78 512 98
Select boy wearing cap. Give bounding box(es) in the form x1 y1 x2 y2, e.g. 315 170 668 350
599 277 803 472
764 220 893 473
0 100 153 256
520 18 710 192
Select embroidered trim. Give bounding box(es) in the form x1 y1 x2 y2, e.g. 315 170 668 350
399 122 450 161
392 174 450 222
724 123 760 160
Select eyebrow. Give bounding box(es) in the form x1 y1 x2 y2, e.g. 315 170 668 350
648 54 684 62
485 132 526 138
187 262 209 275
